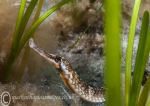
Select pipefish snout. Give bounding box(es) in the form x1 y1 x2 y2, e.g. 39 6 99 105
29 38 105 103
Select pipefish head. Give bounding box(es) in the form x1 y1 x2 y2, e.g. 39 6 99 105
47 54 62 69
29 38 71 74
47 54 71 74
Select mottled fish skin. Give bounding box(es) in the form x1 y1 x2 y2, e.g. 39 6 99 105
29 38 105 103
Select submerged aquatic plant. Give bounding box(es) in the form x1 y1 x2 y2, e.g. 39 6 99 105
125 0 142 105
129 11 150 106
3 0 72 81
104 0 122 105
104 0 150 106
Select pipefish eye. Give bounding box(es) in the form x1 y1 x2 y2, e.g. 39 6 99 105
54 56 62 63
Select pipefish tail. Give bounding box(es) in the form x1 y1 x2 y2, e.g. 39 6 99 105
29 38 105 103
